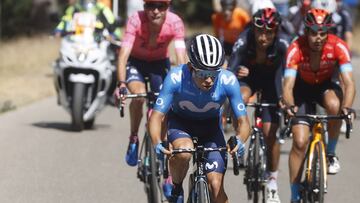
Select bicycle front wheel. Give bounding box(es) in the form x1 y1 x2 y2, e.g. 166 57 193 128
144 133 159 203
306 141 325 203
195 180 210 203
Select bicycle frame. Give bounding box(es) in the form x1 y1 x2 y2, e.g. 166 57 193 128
282 113 353 203
244 102 277 202
172 139 227 203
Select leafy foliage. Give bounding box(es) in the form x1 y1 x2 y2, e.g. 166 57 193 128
0 0 33 38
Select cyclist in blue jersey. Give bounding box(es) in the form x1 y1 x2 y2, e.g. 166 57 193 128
149 34 251 203
228 8 289 202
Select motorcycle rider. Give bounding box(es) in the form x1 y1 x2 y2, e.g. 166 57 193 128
54 0 121 40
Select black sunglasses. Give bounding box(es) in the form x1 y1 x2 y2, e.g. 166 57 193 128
144 2 169 11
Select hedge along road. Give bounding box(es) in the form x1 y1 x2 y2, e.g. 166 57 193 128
0 58 359 203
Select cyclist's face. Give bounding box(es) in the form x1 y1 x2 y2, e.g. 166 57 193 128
191 66 218 91
254 27 276 49
307 29 328 52
144 2 169 26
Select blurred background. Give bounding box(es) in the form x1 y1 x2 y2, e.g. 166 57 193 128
0 0 359 113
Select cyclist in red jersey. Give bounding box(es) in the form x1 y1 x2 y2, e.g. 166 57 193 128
114 0 187 168
283 8 356 202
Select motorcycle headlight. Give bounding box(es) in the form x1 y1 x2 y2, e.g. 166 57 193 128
77 52 86 62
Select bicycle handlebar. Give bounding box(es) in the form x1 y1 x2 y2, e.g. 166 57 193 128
228 136 240 176
280 113 353 140
171 147 227 155
246 103 278 108
118 92 159 118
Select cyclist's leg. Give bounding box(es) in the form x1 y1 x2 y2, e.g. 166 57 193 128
203 130 228 203
207 172 228 203
261 86 281 196
289 95 311 201
125 59 147 135
167 111 194 201
321 82 343 174
124 60 146 166
289 123 310 201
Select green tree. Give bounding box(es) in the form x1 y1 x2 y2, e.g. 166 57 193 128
0 0 32 39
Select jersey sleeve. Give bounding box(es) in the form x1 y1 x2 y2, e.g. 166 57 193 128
335 38 351 65
121 13 140 49
153 67 182 114
284 40 301 78
220 71 247 118
228 28 249 73
171 13 185 41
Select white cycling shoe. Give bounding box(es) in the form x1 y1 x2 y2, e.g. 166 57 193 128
328 155 341 174
266 188 281 203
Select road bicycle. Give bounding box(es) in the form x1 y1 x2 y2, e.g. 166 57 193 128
119 79 166 203
243 102 278 203
281 113 352 203
171 136 236 203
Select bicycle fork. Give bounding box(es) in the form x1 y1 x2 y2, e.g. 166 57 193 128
306 123 328 191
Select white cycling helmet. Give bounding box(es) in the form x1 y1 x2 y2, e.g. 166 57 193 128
311 0 337 13
251 0 275 15
188 34 225 71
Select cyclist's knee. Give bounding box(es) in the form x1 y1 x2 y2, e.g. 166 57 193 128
173 152 192 162
292 135 308 153
130 98 145 106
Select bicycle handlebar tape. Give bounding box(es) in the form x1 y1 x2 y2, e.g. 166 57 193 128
228 136 240 176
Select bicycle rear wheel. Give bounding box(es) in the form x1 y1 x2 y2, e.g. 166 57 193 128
306 142 325 203
144 133 160 203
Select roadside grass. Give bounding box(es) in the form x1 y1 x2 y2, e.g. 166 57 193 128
0 35 60 113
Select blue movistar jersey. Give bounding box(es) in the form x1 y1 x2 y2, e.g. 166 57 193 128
154 64 247 120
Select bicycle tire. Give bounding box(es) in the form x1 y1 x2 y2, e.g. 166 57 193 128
196 180 210 203
307 142 325 203
245 133 255 200
145 133 159 203
309 142 325 203
253 131 260 203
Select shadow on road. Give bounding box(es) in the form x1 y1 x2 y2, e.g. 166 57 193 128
32 122 74 132
32 122 112 132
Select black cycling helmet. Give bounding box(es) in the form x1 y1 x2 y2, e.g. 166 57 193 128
252 8 281 30
188 34 225 71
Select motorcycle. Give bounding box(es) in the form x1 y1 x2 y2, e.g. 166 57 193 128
53 12 117 131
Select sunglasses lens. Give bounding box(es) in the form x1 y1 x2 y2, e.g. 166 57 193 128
145 2 168 11
194 69 219 79
254 19 265 28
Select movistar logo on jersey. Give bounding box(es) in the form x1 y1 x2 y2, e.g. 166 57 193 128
170 71 182 84
179 101 220 113
220 74 236 85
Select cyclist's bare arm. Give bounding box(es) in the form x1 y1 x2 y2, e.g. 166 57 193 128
340 71 356 109
283 75 297 114
149 110 171 154
235 116 250 147
117 46 132 86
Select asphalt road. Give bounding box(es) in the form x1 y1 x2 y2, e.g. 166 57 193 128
0 58 359 203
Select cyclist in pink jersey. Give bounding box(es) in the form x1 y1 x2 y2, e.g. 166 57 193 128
114 0 187 168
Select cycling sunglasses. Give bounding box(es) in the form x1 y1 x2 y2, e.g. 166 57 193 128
144 2 169 11
193 67 220 80
253 17 278 30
